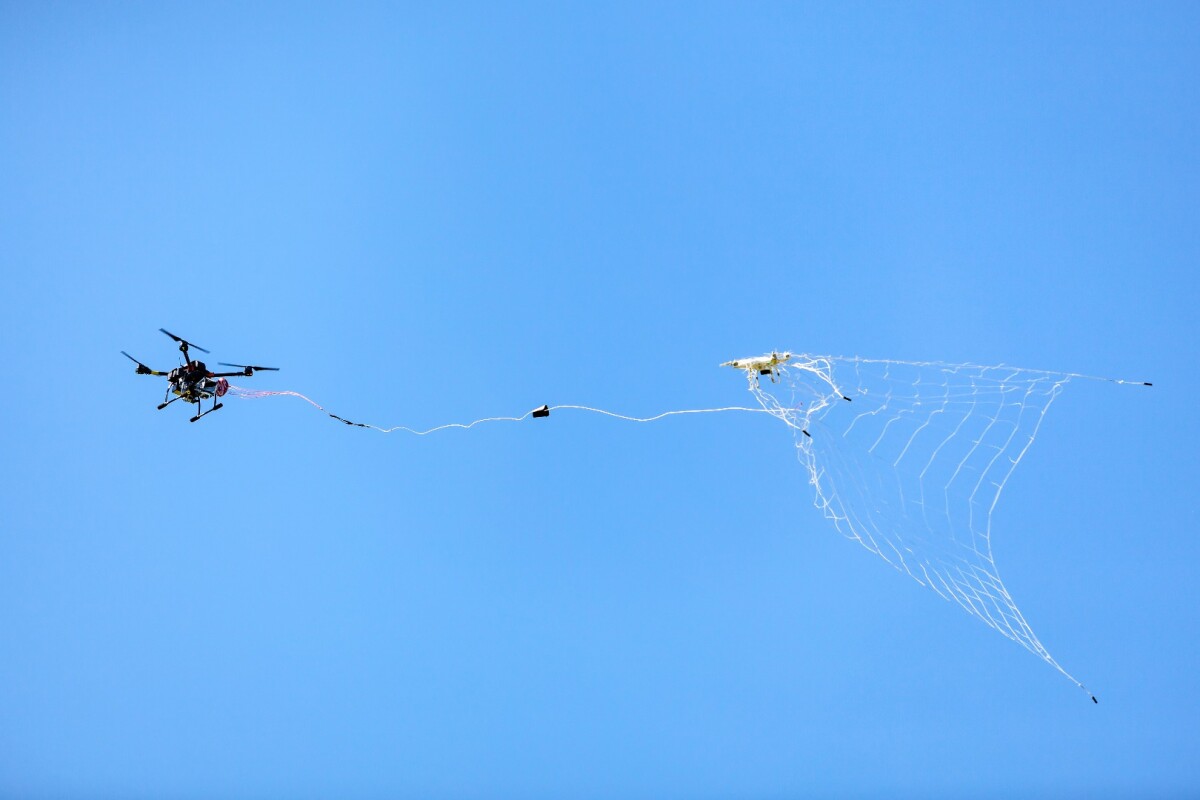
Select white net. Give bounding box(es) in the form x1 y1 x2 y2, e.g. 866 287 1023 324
749 355 1098 697
228 351 1149 698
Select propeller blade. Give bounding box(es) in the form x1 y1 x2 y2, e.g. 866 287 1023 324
159 328 210 353
218 362 279 371
121 351 158 375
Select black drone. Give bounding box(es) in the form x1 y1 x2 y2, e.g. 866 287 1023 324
122 329 278 422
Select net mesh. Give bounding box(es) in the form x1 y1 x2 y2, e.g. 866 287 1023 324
748 355 1090 695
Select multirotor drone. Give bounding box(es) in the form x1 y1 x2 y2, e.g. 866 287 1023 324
122 329 278 422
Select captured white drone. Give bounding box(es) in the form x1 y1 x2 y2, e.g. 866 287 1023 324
720 351 794 383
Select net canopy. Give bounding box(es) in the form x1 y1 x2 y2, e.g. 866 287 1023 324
748 355 1102 696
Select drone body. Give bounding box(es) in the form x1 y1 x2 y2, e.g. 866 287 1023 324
720 351 793 384
122 329 278 422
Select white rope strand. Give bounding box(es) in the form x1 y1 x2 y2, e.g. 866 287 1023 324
827 355 1153 387
228 386 769 435
550 405 768 423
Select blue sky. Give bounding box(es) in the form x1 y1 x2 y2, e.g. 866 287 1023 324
1 2 1197 797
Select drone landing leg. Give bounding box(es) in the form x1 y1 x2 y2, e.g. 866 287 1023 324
157 396 180 411
189 400 224 423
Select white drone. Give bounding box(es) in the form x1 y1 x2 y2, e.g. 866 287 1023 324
720 351 793 384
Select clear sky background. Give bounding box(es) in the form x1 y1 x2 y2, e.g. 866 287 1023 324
2 3 1197 797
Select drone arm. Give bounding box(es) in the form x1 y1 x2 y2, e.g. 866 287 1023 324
208 369 254 378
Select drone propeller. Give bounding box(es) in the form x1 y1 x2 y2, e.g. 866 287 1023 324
218 362 280 374
121 351 164 376
159 328 210 354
